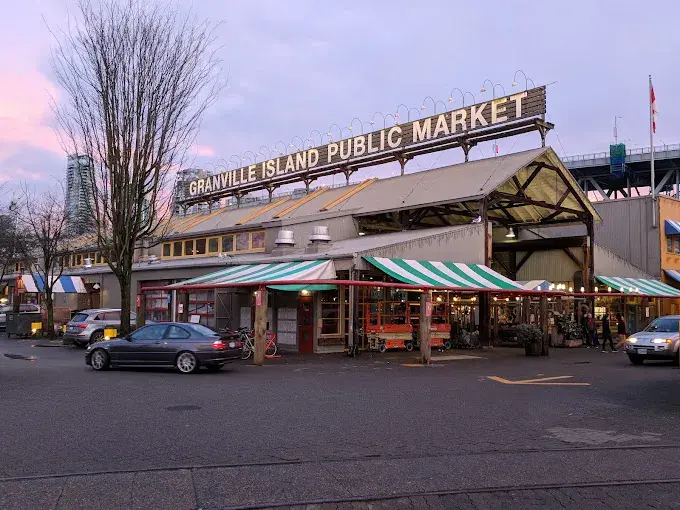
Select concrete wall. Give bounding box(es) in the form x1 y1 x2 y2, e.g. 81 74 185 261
359 223 486 263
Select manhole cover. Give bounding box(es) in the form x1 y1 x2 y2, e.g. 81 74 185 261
166 405 201 412
3 353 36 361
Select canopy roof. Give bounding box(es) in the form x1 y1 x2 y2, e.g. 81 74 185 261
595 276 680 297
665 220 680 236
168 260 336 289
364 257 523 290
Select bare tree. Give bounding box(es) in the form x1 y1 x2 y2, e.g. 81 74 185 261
51 0 222 333
17 185 69 339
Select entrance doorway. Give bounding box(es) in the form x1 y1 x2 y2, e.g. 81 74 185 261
298 295 314 353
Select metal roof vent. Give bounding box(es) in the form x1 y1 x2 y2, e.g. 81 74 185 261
275 229 296 246
310 225 331 243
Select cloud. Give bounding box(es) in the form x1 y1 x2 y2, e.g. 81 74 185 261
189 144 216 157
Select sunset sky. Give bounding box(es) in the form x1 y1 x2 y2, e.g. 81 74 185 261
1 0 678 197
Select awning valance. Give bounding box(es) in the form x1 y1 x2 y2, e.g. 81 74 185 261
595 275 680 297
169 260 336 288
665 220 680 236
364 257 523 290
21 275 87 294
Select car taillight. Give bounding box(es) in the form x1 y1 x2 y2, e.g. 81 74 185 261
212 340 225 350
76 324 88 329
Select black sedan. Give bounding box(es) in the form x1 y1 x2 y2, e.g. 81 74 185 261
85 323 242 373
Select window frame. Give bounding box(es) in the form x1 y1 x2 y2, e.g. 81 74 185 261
195 238 207 256
221 235 234 253
207 237 220 254
251 231 265 250
184 239 195 256
162 243 172 258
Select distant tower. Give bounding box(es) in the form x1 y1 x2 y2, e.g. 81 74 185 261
172 168 211 216
65 155 94 236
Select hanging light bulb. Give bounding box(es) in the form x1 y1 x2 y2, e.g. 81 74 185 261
505 227 516 238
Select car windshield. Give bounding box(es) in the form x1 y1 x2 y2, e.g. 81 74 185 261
643 318 679 333
70 313 90 323
185 323 218 337
0 305 11 313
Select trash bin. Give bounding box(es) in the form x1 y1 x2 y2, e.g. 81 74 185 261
6 312 43 338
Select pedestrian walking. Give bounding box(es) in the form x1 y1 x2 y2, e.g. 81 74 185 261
615 313 627 350
600 312 616 352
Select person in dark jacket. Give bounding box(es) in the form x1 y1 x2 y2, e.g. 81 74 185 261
615 313 627 350
600 312 616 352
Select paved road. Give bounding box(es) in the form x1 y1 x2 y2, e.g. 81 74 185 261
1 336 679 509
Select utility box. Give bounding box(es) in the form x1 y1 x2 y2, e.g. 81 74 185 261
6 312 43 337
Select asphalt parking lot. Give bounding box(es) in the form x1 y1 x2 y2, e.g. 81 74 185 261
1 335 680 509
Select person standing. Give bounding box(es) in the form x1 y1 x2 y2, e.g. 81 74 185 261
601 312 616 352
615 313 627 350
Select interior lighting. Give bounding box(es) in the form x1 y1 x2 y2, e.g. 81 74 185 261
568 287 573 293
594 286 599 293
607 286 612 292
301 289 310 296
580 287 585 292
505 228 516 238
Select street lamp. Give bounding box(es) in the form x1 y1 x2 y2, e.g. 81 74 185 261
448 87 465 107
512 70 536 90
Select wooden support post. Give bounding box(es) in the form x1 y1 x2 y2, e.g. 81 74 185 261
420 291 432 364
347 271 356 352
254 285 268 366
479 293 490 347
493 299 499 344
137 293 146 328
180 292 189 322
540 295 549 356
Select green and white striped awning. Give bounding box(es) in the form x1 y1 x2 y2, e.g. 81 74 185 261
595 276 680 297
170 260 336 288
365 257 523 290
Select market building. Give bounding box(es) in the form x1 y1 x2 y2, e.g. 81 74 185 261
5 83 680 350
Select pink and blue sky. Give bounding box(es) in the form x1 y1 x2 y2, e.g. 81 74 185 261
1 0 679 195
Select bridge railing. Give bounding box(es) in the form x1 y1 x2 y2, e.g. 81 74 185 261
563 143 680 164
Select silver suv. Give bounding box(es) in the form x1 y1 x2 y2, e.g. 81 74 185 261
63 309 139 348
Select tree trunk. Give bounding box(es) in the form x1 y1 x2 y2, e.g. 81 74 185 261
119 275 132 335
45 292 55 339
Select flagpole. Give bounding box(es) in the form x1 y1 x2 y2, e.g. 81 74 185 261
650 74 656 227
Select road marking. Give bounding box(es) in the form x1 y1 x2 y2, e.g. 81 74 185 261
487 375 590 386
432 355 484 362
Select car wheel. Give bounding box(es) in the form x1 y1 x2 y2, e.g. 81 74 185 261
206 363 224 372
405 341 414 352
628 354 644 365
176 351 199 374
89 331 104 345
378 342 387 353
90 349 110 371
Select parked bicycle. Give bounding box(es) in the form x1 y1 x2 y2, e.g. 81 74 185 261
221 327 277 359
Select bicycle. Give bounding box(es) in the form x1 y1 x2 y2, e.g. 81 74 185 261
237 328 277 359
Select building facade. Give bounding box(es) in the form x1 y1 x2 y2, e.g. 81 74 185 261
65 154 94 236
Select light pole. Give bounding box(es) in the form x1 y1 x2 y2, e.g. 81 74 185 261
369 112 386 129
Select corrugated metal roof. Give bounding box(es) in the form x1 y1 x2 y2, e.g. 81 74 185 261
334 147 549 215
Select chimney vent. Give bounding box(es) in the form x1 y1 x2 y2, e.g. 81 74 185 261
275 229 296 246
309 225 331 243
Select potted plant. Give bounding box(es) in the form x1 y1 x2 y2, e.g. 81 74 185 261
516 323 543 356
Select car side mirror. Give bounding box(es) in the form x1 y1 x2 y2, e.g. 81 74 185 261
125 335 133 342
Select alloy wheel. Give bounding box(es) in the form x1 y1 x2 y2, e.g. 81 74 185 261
177 352 197 373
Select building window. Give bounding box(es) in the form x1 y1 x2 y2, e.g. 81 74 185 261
188 291 215 328
95 252 102 264
162 243 171 257
251 231 265 250
222 235 234 253
76 254 83 266
184 239 194 256
675 237 680 255
208 237 219 254
236 232 249 251
173 241 182 257
319 289 341 336
195 238 206 256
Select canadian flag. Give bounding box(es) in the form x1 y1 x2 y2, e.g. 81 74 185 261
651 81 658 133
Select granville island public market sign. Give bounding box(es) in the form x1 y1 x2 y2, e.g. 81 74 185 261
187 86 546 201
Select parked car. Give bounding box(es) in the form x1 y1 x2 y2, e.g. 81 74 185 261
0 304 41 330
625 315 680 365
63 308 140 348
85 322 242 373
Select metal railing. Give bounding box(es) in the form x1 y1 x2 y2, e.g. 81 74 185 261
562 143 680 164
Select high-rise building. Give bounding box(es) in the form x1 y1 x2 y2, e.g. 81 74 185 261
172 168 211 216
65 154 95 236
